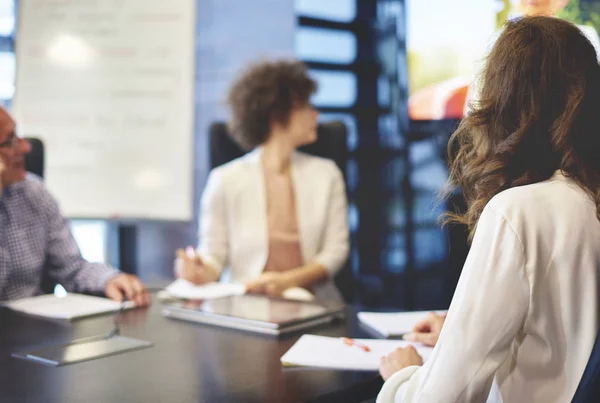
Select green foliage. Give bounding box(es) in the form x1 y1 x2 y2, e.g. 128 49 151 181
496 0 512 29
558 0 600 34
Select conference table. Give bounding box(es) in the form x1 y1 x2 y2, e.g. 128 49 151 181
0 295 385 403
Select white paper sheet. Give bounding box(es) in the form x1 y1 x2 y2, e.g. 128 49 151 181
357 310 447 337
280 334 433 371
164 279 246 300
4 293 136 320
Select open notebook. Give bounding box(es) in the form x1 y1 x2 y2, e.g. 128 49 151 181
3 293 136 320
164 279 246 300
357 310 447 338
162 279 315 301
281 334 433 371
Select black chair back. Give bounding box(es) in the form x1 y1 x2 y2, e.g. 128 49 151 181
24 137 44 178
23 137 54 292
571 329 600 402
208 121 354 302
209 121 348 176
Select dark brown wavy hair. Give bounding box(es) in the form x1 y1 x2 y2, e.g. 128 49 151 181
445 16 600 241
227 59 317 150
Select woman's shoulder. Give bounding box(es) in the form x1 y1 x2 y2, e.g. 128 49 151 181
293 151 341 176
486 171 592 222
208 152 258 182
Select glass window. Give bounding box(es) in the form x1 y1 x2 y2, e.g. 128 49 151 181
381 158 404 190
411 161 448 193
320 112 358 150
295 27 356 64
410 139 437 165
387 197 406 228
295 0 356 22
413 191 445 224
310 70 357 107
398 53 408 89
348 202 359 231
413 228 447 269
0 51 15 100
378 114 403 149
378 75 390 107
70 220 108 263
346 158 358 192
384 232 406 273
0 0 14 37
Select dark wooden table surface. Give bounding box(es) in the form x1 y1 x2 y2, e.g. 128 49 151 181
0 297 382 403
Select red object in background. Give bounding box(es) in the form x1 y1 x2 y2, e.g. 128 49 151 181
409 80 471 120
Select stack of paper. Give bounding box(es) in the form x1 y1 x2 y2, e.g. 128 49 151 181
357 310 447 338
4 293 136 320
281 334 433 371
164 279 246 300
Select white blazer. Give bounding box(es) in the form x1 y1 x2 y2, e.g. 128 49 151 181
197 148 349 284
378 171 600 403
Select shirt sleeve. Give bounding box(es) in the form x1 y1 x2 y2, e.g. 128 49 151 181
314 162 350 276
42 188 119 294
377 205 531 403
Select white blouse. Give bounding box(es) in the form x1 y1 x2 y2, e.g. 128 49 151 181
197 149 349 283
378 171 600 403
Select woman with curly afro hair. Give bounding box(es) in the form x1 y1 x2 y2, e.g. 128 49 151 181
174 59 349 301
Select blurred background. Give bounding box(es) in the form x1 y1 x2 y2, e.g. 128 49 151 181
4 0 599 310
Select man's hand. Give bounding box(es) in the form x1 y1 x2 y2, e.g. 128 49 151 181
379 346 424 381
174 248 219 284
403 312 446 346
245 272 294 297
105 273 150 307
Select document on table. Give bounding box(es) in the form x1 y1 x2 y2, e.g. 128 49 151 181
3 293 136 320
280 334 433 371
164 279 246 300
357 310 447 338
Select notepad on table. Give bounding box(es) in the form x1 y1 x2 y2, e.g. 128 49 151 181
3 293 136 320
164 279 246 300
281 334 433 371
357 310 447 338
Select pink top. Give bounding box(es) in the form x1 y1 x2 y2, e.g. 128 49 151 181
262 168 304 272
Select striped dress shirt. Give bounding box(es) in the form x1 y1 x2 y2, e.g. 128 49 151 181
0 174 118 301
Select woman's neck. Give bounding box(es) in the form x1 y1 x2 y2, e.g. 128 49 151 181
260 131 295 174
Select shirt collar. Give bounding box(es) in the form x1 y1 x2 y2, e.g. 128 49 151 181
2 177 28 200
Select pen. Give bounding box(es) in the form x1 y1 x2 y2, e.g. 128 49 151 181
106 299 127 339
343 337 371 352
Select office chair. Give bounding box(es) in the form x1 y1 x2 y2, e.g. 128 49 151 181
209 121 348 176
24 137 44 179
23 137 54 293
571 330 600 402
208 121 355 302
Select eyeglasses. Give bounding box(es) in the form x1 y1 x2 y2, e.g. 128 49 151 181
0 131 18 149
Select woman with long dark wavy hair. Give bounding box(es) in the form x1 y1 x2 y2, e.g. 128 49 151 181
377 16 600 402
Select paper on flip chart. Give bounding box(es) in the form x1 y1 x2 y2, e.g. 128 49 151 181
4 293 136 320
164 279 246 300
357 310 447 338
280 334 434 371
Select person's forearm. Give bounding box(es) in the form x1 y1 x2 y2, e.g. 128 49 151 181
285 262 329 289
69 260 119 294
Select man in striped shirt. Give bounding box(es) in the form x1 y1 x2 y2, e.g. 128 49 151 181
0 107 149 306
